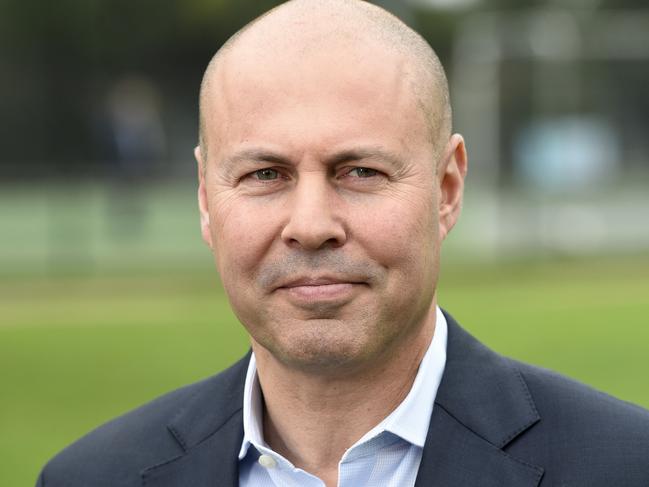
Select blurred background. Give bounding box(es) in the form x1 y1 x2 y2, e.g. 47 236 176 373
1 0 648 484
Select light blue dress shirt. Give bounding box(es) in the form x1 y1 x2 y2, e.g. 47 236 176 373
238 306 448 487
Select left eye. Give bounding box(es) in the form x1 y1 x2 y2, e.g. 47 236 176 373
253 168 280 180
348 167 378 178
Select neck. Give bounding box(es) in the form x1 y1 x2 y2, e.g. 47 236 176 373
252 306 436 486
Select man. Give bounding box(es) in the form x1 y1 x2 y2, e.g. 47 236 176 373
37 1 649 486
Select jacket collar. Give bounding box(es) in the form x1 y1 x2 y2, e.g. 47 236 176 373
414 310 544 486
141 311 544 487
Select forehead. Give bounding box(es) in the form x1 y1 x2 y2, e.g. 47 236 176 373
203 35 432 160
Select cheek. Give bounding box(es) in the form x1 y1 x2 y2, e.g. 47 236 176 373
210 197 278 285
354 195 438 271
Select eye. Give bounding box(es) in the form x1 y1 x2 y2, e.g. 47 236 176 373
348 167 379 178
253 168 280 180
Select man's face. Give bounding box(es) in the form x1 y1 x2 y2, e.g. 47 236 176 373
197 42 461 373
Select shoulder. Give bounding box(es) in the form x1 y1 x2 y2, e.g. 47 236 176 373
516 358 649 425
509 358 649 484
441 311 649 485
37 355 249 487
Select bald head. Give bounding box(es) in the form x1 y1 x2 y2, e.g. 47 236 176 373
198 0 451 167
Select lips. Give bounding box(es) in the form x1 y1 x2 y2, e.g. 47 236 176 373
276 276 365 303
279 276 361 288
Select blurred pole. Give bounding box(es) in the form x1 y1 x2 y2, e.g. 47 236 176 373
452 14 502 189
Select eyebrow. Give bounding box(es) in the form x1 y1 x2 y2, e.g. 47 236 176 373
220 146 406 173
220 149 289 174
325 147 406 170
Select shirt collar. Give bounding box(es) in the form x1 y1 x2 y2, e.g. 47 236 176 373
238 350 265 459
372 305 447 447
238 306 448 459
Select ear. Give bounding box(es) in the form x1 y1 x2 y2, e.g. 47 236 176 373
195 145 213 249
438 134 468 241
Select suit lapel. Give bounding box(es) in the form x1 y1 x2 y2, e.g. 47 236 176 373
415 311 544 486
414 405 543 486
141 411 242 487
141 354 250 487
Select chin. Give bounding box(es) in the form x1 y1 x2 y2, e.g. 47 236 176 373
258 318 374 373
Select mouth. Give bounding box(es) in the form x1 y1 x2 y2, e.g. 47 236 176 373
276 277 366 302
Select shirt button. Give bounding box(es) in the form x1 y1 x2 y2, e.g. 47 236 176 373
258 454 277 469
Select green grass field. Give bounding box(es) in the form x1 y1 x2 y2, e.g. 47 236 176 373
2 256 649 487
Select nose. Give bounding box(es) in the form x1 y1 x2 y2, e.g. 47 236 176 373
280 175 347 250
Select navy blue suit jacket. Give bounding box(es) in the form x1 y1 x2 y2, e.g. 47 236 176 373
37 312 649 486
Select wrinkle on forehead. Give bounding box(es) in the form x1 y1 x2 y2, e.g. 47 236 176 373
199 0 451 165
